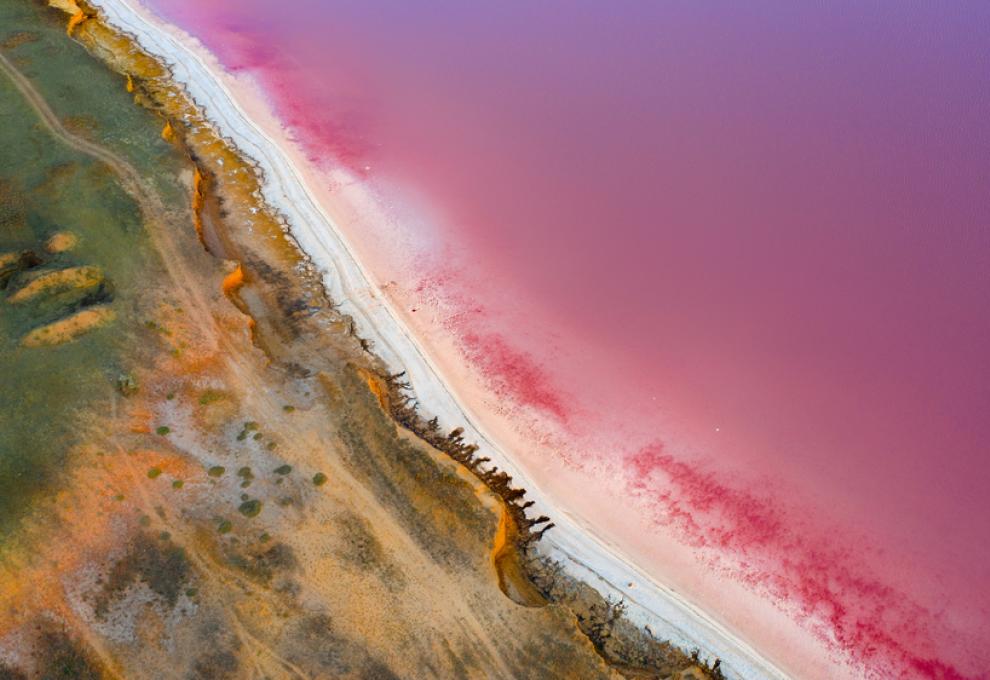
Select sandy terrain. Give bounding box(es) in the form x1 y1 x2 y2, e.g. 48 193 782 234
0 16 650 676
66 0 806 677
14 0 816 677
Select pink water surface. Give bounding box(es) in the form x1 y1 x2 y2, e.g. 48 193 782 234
143 1 990 676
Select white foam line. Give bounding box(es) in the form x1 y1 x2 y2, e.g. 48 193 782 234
87 2 789 677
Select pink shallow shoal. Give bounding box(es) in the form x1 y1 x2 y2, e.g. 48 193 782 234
144 1 990 676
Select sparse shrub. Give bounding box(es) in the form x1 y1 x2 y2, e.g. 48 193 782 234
238 499 262 518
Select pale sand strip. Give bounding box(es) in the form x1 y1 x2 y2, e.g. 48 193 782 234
84 2 791 677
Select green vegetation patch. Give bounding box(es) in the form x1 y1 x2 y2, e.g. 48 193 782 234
238 499 262 518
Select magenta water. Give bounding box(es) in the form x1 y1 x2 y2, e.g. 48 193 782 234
141 1 990 676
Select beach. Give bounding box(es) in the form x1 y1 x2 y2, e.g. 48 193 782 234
70 0 808 677
2 3 708 675
50 1 990 678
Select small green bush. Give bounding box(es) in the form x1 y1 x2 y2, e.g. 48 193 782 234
238 500 262 518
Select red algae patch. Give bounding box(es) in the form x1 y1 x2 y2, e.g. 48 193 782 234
414 271 572 423
460 330 570 423
625 443 984 679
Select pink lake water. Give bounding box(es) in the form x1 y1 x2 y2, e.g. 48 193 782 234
140 1 989 676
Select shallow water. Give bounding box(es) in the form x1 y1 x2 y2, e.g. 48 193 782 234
137 0 990 675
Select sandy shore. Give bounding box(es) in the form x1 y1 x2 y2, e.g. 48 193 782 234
81 1 796 677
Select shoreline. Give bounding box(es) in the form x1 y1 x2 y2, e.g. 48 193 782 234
77 1 793 677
